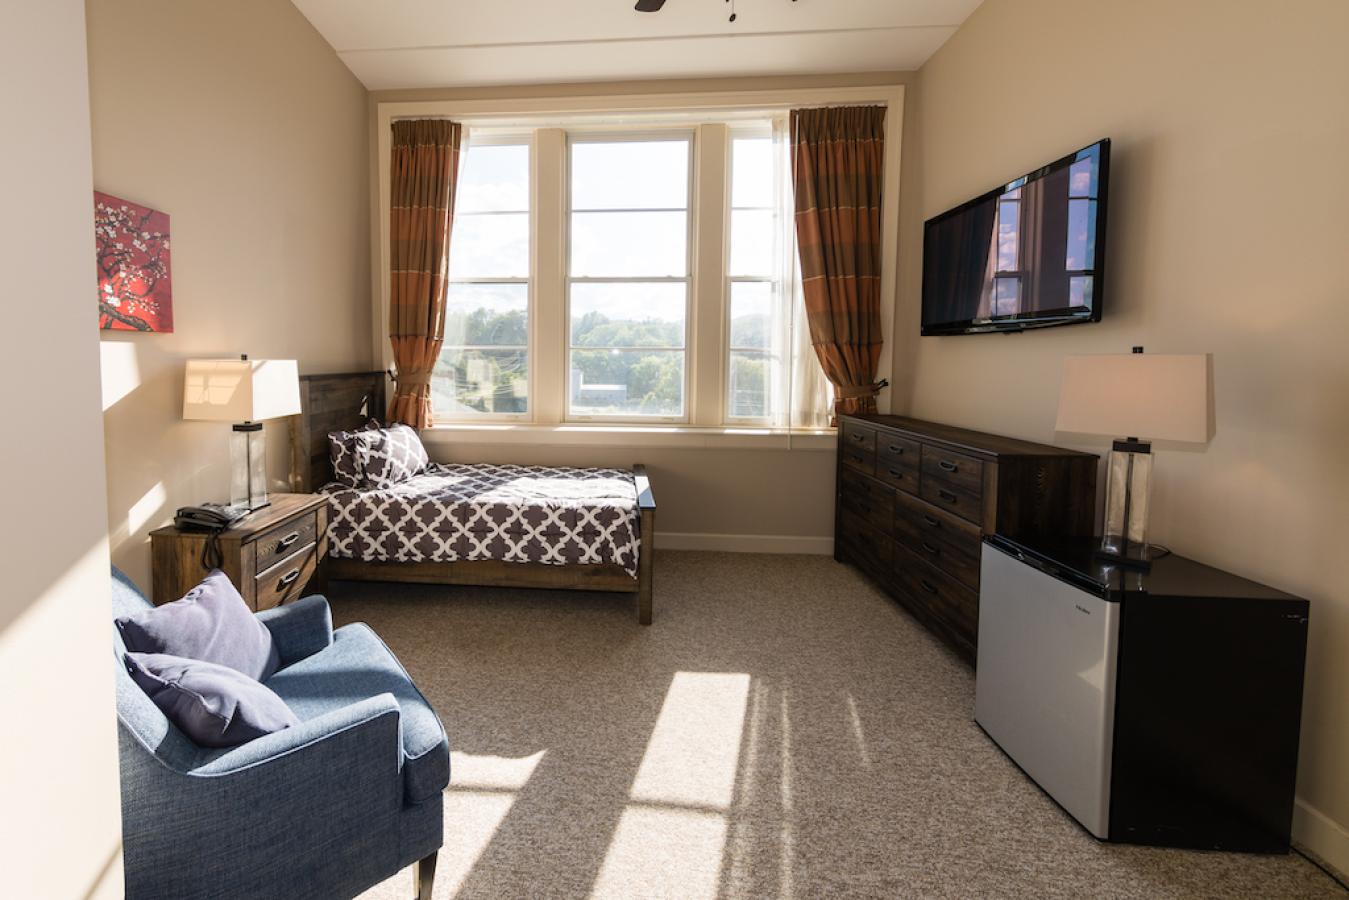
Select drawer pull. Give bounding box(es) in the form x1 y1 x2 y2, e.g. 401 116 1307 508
276 531 301 551
938 460 959 473
938 489 958 504
850 433 866 443
921 542 941 556
922 515 940 528
919 578 938 595
886 468 904 479
276 568 301 590
888 445 905 454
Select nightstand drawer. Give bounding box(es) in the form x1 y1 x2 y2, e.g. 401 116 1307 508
255 543 319 611
254 510 319 573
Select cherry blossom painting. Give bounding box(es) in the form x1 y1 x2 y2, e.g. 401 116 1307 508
95 191 173 332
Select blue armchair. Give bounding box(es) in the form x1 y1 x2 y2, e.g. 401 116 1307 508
111 568 449 900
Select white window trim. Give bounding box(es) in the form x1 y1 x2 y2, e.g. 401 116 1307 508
373 84 906 445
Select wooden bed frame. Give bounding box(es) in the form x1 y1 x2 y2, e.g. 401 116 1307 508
288 371 656 623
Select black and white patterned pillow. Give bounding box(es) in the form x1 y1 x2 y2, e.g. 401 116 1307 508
328 419 381 487
351 424 429 489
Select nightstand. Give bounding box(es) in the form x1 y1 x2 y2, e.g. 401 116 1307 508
150 493 329 610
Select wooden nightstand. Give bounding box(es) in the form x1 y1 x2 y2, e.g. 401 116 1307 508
150 493 329 610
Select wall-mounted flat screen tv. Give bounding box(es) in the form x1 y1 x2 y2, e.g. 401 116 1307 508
921 139 1110 335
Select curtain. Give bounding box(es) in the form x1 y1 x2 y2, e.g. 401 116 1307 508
388 119 462 428
790 106 886 423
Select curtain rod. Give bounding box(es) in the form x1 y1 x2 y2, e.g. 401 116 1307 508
387 100 889 125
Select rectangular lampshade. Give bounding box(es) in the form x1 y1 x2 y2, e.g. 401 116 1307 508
183 359 301 423
1056 353 1210 443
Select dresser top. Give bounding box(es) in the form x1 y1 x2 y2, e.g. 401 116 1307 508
842 414 1098 460
987 533 1306 607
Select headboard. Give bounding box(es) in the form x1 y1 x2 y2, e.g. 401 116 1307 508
288 371 387 493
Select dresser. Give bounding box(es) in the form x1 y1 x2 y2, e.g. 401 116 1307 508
150 493 329 610
834 414 1098 661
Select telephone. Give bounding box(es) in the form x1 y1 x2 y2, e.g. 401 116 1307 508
175 502 248 532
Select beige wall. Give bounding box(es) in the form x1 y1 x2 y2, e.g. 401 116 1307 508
902 0 1349 867
371 73 919 545
88 0 372 588
0 2 123 896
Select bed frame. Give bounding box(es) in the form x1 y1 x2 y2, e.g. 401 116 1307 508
288 372 656 623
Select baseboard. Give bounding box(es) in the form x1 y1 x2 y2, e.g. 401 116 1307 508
1294 798 1349 881
654 532 834 555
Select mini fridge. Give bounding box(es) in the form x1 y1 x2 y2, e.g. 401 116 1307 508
974 534 1309 853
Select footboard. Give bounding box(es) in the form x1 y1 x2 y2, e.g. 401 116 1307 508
633 464 656 625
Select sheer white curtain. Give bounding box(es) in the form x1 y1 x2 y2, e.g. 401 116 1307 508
774 117 833 430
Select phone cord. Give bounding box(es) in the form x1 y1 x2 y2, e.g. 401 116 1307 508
200 530 225 571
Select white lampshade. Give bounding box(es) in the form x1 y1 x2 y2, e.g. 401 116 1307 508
1056 353 1210 443
183 358 301 423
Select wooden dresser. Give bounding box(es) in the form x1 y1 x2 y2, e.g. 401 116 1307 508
835 414 1098 662
150 493 329 610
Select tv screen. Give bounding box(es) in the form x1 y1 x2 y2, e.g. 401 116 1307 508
921 139 1110 335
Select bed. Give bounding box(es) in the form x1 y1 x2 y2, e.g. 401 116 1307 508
288 372 656 623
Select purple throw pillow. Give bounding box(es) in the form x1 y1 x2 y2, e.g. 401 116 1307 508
115 570 280 681
328 418 382 487
352 424 429 489
125 652 299 748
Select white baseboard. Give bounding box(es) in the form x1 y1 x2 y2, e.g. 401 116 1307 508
654 532 834 555
1294 798 1349 880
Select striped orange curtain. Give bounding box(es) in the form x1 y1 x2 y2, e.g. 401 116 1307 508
388 119 462 428
790 106 886 423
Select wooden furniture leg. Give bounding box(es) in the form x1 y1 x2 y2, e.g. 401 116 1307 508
414 851 437 900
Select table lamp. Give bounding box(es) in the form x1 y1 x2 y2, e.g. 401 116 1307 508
1055 347 1210 568
183 356 301 512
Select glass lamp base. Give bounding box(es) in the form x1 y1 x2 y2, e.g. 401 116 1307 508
229 423 269 512
1097 439 1153 570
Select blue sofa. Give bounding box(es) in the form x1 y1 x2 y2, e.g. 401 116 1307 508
111 568 449 900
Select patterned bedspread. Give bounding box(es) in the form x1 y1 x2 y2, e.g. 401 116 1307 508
323 463 641 577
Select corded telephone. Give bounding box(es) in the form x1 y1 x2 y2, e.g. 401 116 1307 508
175 503 248 532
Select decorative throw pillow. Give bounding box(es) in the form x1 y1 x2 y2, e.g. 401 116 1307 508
352 424 429 489
115 570 280 681
328 418 382 487
125 652 299 748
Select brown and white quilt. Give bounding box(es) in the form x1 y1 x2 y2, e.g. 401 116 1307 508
323 463 641 577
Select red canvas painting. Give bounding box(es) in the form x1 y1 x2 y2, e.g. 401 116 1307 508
95 191 173 332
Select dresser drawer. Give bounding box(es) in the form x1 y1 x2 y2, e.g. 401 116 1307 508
920 446 984 524
893 491 982 591
254 543 319 611
839 469 895 532
840 421 877 475
838 511 892 579
254 510 319 573
892 542 978 644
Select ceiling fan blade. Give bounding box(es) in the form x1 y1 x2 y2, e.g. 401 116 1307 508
635 0 666 11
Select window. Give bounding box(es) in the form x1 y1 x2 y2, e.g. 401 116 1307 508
727 130 786 422
434 138 530 417
567 134 691 420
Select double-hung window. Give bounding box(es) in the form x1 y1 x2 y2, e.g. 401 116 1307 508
567 134 692 420
435 137 531 418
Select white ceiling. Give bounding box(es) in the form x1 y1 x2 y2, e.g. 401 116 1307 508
290 0 983 90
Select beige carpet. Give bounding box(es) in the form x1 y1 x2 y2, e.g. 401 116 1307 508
340 551 1343 900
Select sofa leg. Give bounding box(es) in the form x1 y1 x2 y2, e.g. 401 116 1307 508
414 851 437 900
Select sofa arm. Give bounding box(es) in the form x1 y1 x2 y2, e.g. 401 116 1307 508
192 692 399 777
256 594 333 667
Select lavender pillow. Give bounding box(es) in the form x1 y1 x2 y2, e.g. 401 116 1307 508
126 652 299 748
328 418 382 487
115 570 280 681
352 424 429 489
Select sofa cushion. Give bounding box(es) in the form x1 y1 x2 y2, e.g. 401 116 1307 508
125 652 299 748
116 570 280 681
264 622 449 802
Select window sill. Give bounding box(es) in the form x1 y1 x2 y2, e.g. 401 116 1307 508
423 423 837 450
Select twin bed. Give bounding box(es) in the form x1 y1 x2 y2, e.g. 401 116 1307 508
289 372 656 623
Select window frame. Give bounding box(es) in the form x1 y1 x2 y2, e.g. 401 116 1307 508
563 129 696 424
435 132 534 423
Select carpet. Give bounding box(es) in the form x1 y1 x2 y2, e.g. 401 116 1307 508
343 551 1342 899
